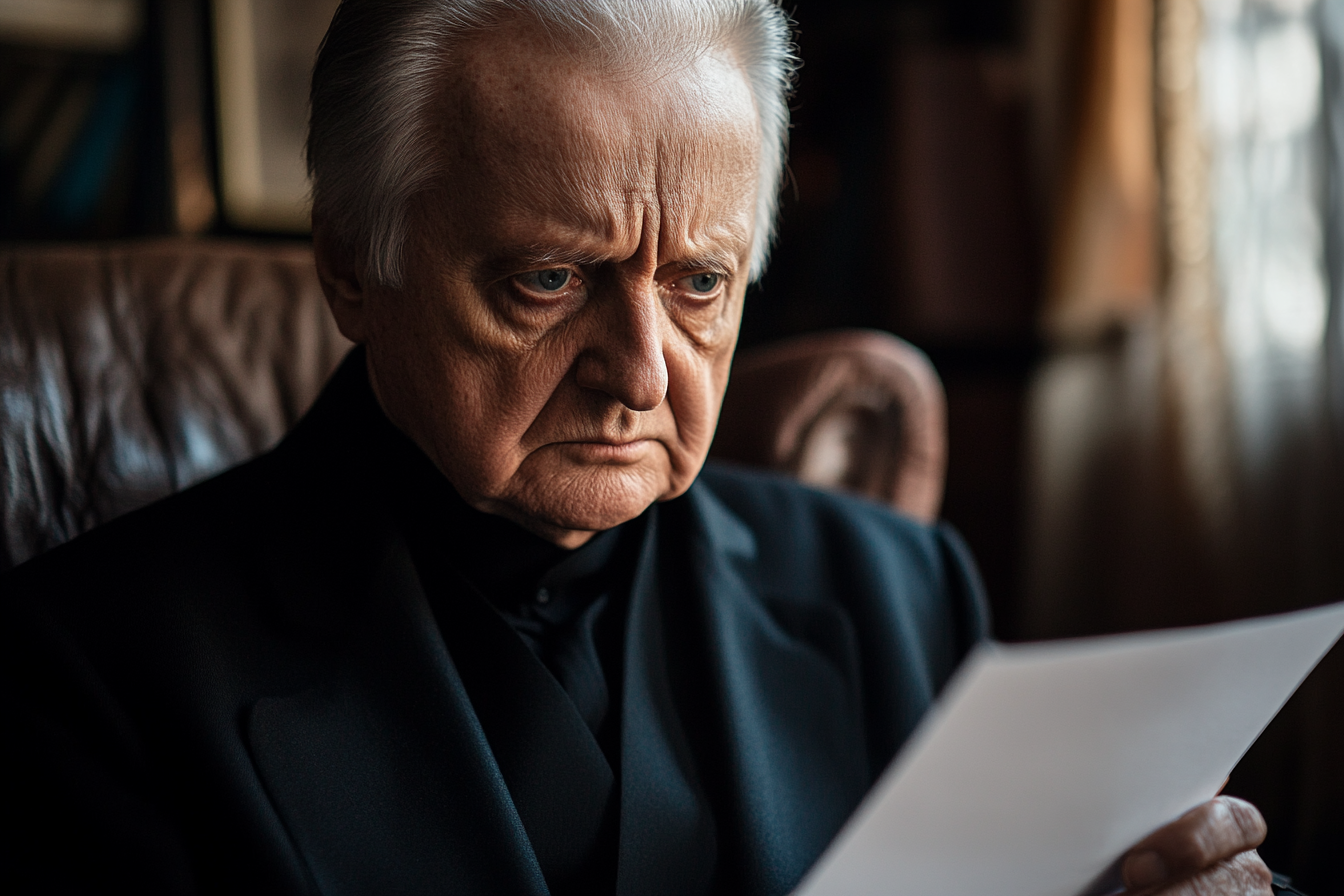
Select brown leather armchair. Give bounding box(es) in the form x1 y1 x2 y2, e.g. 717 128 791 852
0 240 946 572
711 329 946 523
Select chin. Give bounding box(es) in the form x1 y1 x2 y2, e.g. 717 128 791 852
514 463 676 535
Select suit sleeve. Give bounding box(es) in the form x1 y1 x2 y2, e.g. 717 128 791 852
1 590 198 893
934 521 993 651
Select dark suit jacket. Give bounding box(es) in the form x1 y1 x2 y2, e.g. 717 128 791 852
1 355 989 895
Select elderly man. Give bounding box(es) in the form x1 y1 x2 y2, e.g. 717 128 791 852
3 1 1275 894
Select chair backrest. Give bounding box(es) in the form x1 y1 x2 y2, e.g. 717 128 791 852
0 239 350 571
0 240 947 572
711 329 946 522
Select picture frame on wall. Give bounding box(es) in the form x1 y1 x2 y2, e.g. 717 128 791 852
211 0 338 232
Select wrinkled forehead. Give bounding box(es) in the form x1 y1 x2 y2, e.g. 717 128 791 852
427 20 762 232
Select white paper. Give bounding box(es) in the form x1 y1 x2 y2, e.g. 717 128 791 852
793 602 1344 896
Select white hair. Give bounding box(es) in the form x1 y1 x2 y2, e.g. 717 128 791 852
307 0 797 288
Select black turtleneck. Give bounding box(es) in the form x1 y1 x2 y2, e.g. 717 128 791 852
354 357 639 893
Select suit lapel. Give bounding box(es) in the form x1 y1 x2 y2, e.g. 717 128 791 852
427 562 615 885
242 441 547 896
616 507 719 896
622 484 871 896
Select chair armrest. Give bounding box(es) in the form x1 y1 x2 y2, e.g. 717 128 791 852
711 329 946 522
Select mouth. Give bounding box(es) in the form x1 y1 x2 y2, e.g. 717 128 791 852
558 438 655 463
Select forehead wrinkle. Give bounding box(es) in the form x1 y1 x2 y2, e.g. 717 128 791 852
648 54 761 256
651 140 757 267
488 168 651 261
458 71 657 255
655 214 753 272
431 24 761 272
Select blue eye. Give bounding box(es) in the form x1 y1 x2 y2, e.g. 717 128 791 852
518 269 572 292
684 272 720 293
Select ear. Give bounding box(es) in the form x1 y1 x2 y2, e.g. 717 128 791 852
312 213 371 344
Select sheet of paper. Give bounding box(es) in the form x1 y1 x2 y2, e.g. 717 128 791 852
793 602 1344 896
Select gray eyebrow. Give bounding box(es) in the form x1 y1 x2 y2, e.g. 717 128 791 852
476 246 613 281
660 251 741 274
478 245 743 281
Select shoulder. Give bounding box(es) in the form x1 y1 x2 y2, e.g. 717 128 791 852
685 461 990 763
1 350 364 607
690 460 991 647
1 449 282 620
696 460 935 550
0 445 316 892
692 462 962 590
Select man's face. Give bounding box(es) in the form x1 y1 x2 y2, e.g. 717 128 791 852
320 23 762 547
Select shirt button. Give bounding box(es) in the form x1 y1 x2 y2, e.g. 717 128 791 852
536 587 551 605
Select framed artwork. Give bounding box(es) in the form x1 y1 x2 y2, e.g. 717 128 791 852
0 0 142 50
211 0 338 231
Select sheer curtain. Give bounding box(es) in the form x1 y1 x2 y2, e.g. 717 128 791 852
1023 0 1344 887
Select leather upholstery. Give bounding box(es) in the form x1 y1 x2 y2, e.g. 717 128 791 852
0 240 945 572
0 240 351 571
712 330 947 522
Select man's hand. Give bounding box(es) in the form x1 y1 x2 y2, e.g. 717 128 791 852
1122 797 1274 894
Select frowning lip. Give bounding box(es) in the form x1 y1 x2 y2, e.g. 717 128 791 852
555 438 656 463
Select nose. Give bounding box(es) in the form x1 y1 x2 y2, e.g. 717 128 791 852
574 284 669 412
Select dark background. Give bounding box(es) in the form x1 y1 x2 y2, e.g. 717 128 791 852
751 0 1041 640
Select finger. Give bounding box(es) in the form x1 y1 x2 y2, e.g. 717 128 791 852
1122 797 1268 890
1138 850 1273 896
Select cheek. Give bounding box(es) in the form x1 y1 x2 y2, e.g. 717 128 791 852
662 337 735 493
364 283 576 491
430 342 582 493
662 290 742 480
